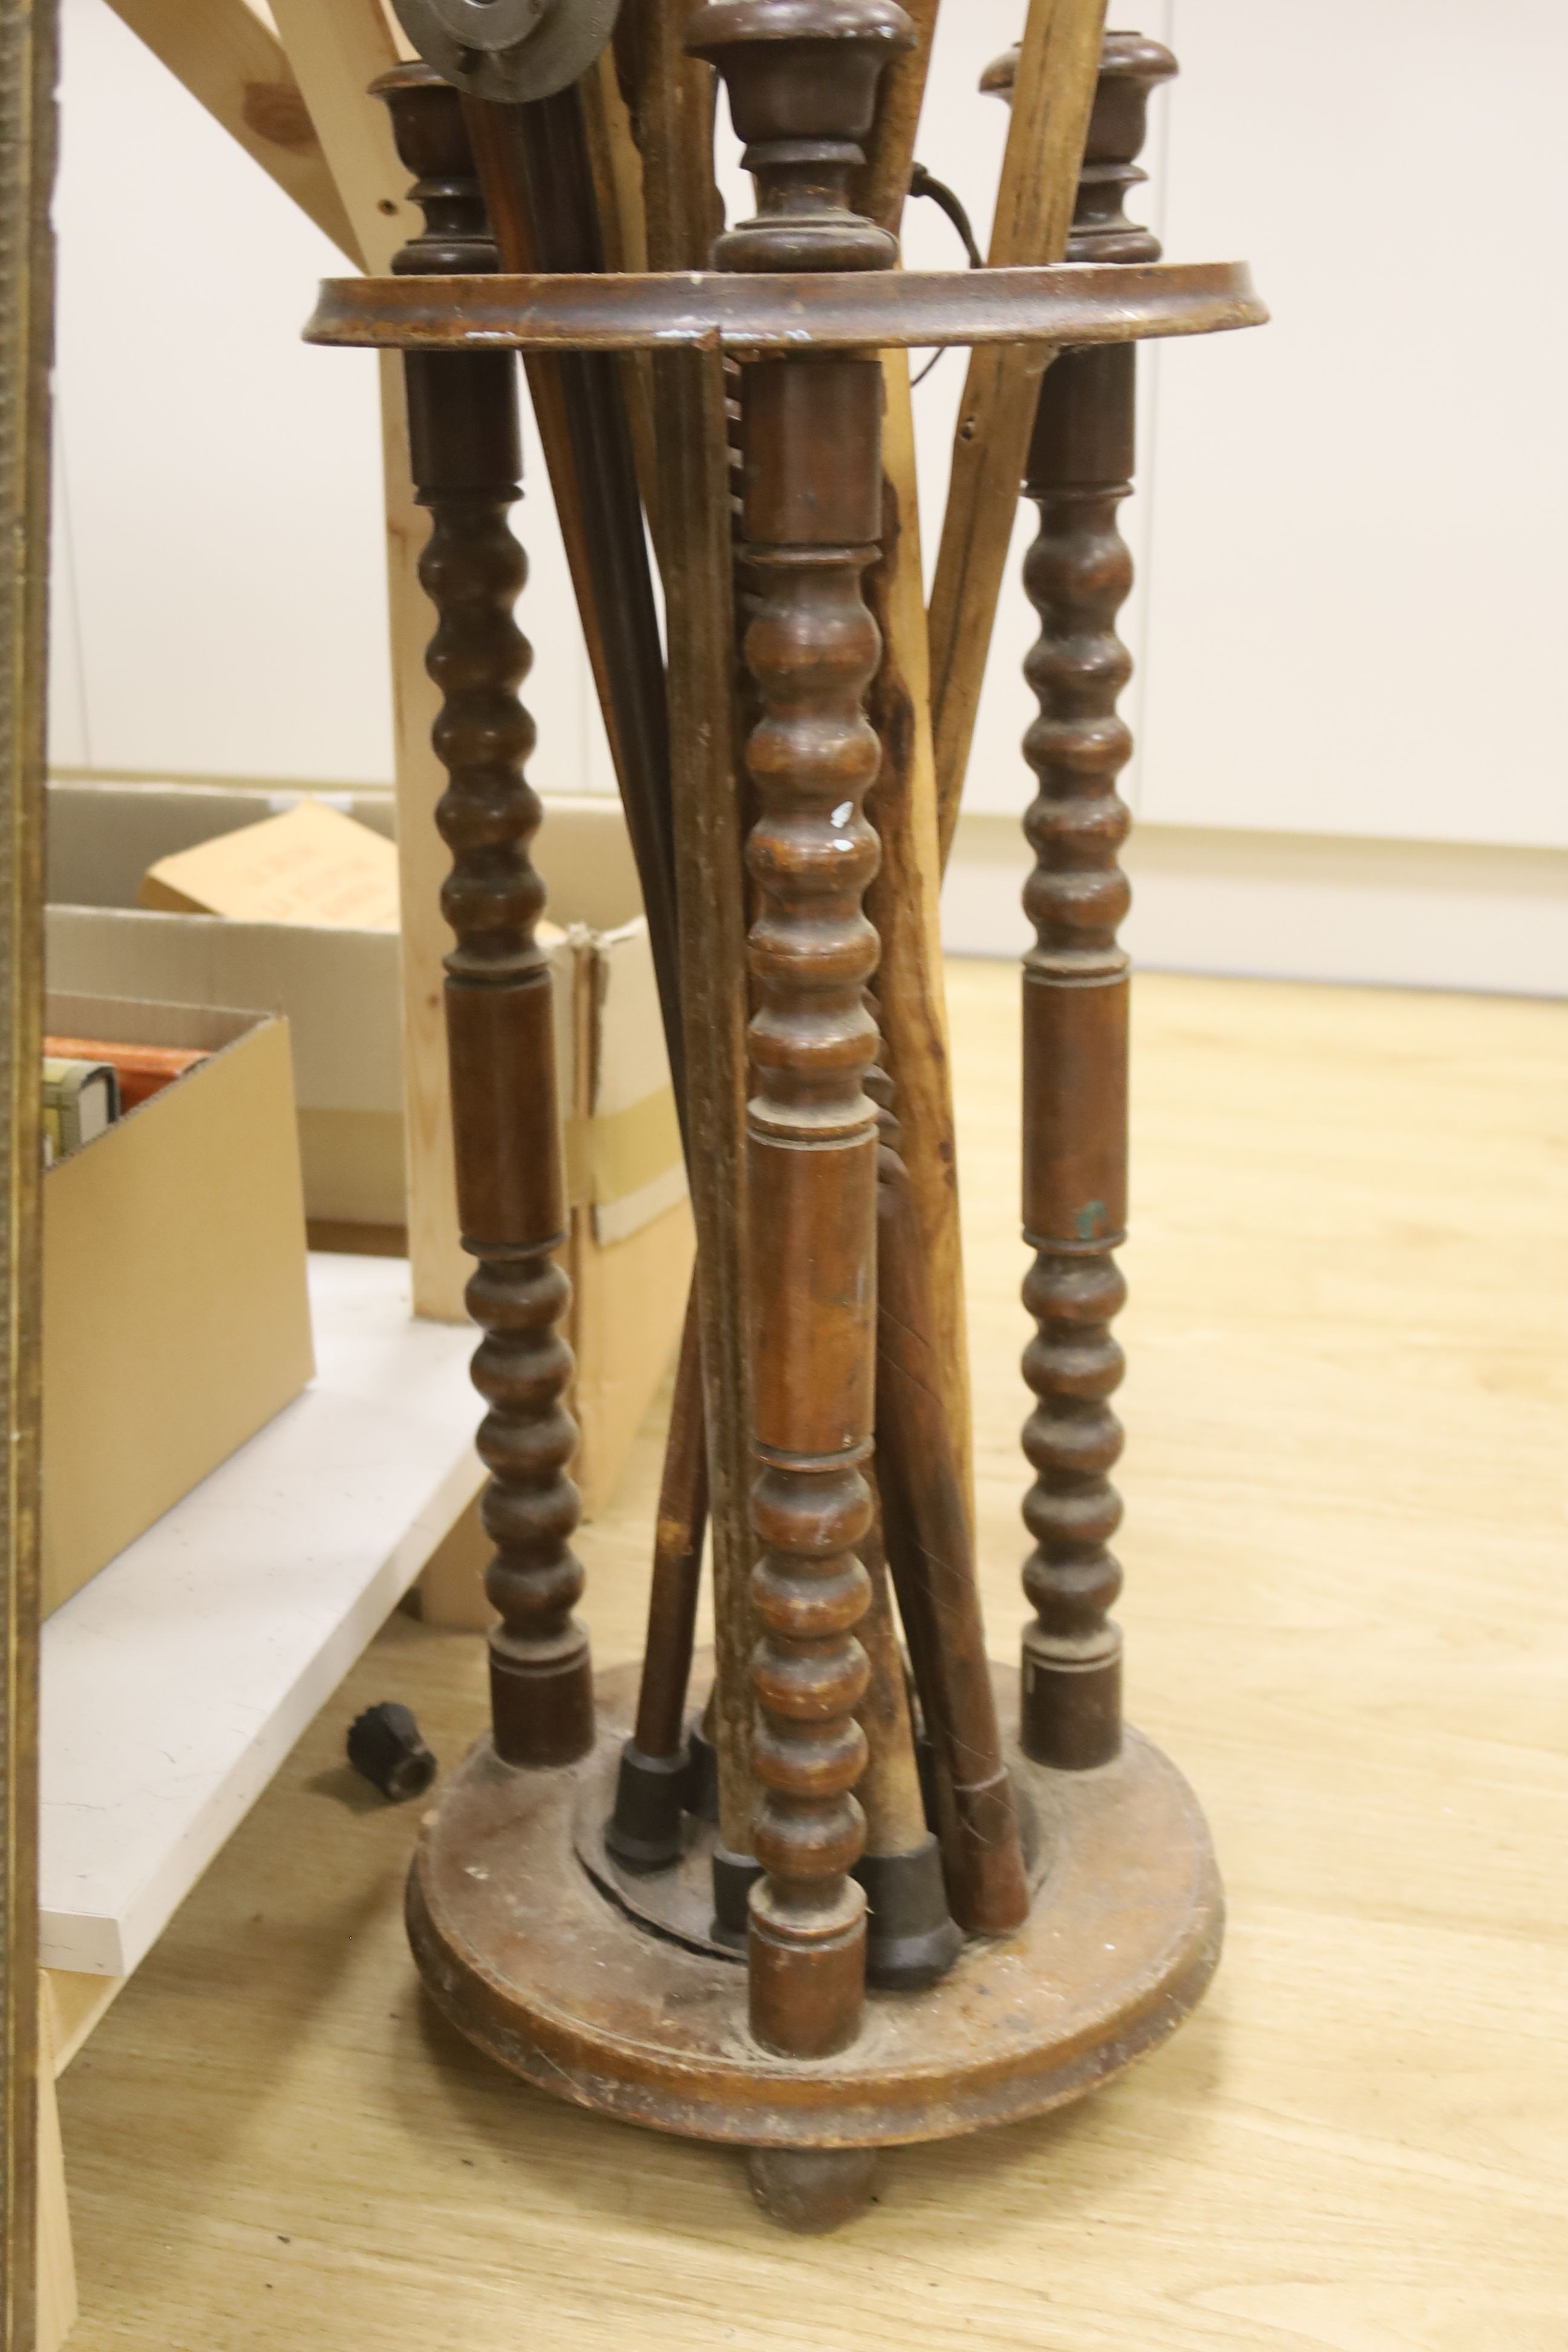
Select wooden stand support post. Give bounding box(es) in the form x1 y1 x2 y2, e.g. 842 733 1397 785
1012 31 1176 1770
376 67 593 1770
690 0 915 2062
310 16 1253 2215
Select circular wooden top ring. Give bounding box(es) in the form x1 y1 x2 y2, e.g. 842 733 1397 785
305 258 1266 356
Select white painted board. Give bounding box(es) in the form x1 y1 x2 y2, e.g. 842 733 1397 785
39 1254 482 1977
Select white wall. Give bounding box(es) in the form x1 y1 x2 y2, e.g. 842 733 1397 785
48 0 612 796
904 1 1568 857
1140 0 1568 852
49 0 1568 990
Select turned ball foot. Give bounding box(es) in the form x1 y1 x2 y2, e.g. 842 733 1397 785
745 2146 880 2233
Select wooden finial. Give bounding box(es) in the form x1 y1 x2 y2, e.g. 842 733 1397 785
981 28 1177 264
689 0 912 270
371 63 498 276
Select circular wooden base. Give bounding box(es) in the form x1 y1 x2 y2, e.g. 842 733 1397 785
407 1661 1222 2155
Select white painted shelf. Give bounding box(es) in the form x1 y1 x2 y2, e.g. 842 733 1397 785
40 1253 482 1976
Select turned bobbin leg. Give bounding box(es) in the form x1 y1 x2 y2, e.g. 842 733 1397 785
1016 351 1137 1775
377 68 593 1771
690 0 916 2062
1010 30 1177 1775
736 353 882 2057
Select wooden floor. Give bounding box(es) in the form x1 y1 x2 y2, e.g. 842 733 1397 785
59 968 1568 2351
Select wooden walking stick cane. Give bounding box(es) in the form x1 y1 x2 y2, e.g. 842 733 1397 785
854 1497 962 1984
617 4 763 1919
457 80 722 1869
929 0 1109 865
459 86 685 1114
867 1022 1031 1933
604 1285 709 1866
828 0 1030 1939
585 24 957 1962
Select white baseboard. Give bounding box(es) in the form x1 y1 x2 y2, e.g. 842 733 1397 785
942 816 1568 997
52 769 1567 999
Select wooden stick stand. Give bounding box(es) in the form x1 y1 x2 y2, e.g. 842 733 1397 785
312 4 1266 2233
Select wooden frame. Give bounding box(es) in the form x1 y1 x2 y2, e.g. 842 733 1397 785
1 0 56 2342
103 0 469 1322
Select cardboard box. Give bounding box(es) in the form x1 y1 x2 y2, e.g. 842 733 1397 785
45 781 692 1514
140 797 402 929
47 783 406 1224
42 991 315 1616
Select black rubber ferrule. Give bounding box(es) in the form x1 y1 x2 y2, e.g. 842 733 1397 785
857 1835 964 1990
710 1843 763 1951
684 1716 720 1824
346 1701 438 1803
604 1740 689 1873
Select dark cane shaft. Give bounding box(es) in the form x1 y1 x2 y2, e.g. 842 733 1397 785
460 90 687 1124
633 1290 709 1759
460 91 722 1871
377 67 593 1769
626 16 761 1875
606 1284 709 1869
854 1497 963 1986
869 1040 1030 1933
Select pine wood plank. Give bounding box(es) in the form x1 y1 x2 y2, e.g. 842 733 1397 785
34 1990 74 2352
85 2 465 1316
927 0 1109 864
270 0 469 1319
102 0 362 264
40 1974 123 2080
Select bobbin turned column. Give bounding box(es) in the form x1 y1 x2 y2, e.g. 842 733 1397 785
376 66 593 1769
688 0 914 2062
1007 33 1177 1771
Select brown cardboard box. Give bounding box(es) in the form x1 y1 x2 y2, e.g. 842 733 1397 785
42 991 315 1616
45 782 691 1514
139 797 401 929
47 783 406 1224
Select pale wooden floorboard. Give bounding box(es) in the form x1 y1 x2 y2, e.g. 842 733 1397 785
58 968 1568 2350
